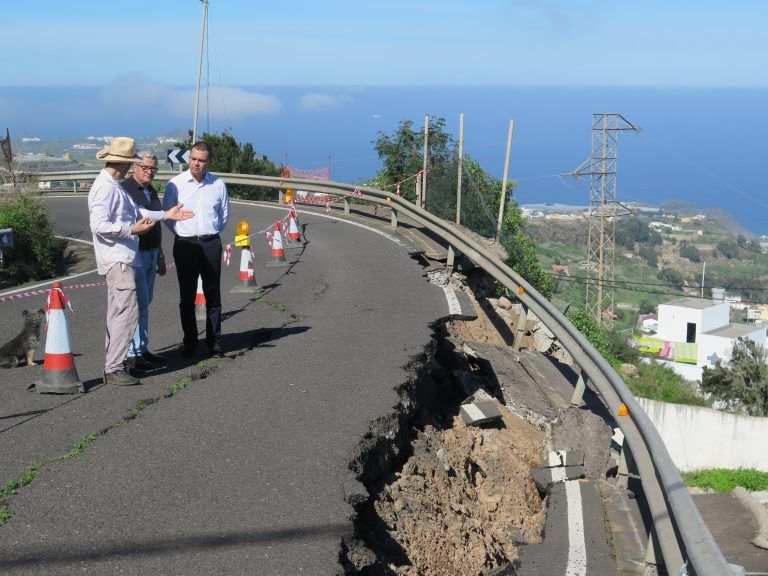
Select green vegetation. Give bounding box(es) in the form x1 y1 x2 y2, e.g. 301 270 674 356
176 130 282 200
701 338 768 416
682 468 768 492
568 307 708 406
373 117 553 299
0 192 66 286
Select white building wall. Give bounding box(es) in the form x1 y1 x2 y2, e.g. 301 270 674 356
699 329 766 368
699 303 730 333
651 358 702 382
657 301 729 343
657 305 702 342
636 397 768 471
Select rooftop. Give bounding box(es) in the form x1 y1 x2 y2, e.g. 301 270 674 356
703 323 764 338
662 298 722 310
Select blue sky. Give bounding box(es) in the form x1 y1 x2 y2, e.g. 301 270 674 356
4 1 767 88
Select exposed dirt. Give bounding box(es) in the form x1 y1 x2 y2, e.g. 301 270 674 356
373 410 545 575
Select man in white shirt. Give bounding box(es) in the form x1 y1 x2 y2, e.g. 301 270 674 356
163 141 230 358
88 137 193 386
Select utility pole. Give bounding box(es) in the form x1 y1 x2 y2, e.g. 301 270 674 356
496 119 515 240
455 113 464 225
569 113 639 325
421 114 429 209
192 0 208 145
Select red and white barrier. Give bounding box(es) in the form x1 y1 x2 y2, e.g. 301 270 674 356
35 283 81 394
231 246 259 293
195 275 206 322
266 221 290 268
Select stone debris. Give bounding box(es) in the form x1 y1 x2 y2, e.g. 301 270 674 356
459 393 504 426
373 411 546 576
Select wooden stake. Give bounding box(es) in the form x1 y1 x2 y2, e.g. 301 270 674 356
496 119 515 240
456 113 464 225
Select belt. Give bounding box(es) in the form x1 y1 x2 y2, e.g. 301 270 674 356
175 234 220 242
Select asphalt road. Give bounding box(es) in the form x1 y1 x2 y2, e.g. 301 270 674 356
0 196 449 575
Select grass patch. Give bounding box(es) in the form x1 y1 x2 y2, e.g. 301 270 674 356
264 300 285 312
681 468 768 492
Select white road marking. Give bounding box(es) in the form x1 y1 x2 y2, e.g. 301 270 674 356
443 287 462 315
548 452 587 576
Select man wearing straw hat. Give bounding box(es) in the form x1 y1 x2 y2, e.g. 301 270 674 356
89 137 193 386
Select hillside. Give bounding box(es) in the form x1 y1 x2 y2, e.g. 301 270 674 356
526 209 768 326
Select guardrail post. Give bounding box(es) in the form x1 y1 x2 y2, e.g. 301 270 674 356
72 181 77 194
390 206 398 229
617 443 634 490
644 529 659 566
344 197 350 214
570 371 586 406
446 245 455 272
512 302 528 352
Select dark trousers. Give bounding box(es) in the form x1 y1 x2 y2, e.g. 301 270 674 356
173 236 222 350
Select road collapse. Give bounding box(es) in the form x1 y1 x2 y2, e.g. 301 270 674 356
338 267 614 576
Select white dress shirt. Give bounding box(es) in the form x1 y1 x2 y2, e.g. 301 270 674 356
88 169 164 274
162 170 229 237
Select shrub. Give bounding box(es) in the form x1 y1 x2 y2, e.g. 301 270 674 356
627 361 709 406
0 192 65 286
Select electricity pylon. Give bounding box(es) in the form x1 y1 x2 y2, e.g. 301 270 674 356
569 114 639 325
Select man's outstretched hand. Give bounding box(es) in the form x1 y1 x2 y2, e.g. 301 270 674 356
131 217 155 235
165 204 195 221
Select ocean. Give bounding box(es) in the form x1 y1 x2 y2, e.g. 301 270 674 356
5 85 768 234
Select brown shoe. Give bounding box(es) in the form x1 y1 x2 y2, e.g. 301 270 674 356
103 369 141 386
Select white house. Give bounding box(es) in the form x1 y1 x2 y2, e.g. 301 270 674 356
644 298 766 381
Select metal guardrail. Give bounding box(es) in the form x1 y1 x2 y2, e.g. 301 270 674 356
36 170 731 575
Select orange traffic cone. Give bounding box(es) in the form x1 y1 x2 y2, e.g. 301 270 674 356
285 208 303 249
195 275 206 322
35 283 81 394
266 221 290 268
231 246 259 293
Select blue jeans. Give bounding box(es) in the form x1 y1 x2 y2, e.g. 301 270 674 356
128 248 158 358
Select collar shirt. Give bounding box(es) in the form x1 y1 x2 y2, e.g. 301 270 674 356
162 170 229 237
88 169 165 274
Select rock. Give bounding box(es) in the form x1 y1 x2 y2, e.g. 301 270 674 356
551 407 614 479
532 327 554 353
497 308 514 325
619 363 639 378
550 344 574 367
488 297 499 310
498 296 513 310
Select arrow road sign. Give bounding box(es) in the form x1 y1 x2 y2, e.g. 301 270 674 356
167 148 190 164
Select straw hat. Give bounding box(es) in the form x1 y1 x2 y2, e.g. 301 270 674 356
96 137 142 163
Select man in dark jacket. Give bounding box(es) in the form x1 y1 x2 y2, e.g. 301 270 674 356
123 152 166 372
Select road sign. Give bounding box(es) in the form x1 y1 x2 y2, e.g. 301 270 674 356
167 148 190 164
0 228 13 249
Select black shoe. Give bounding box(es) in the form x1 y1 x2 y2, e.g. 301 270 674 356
104 370 141 386
208 343 223 357
180 345 196 359
142 350 166 364
127 356 155 370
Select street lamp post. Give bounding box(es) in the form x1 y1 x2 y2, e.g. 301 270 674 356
192 0 208 145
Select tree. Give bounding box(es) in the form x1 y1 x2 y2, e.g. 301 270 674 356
372 117 455 204
657 267 685 290
176 130 282 200
615 218 661 250
680 244 701 263
638 245 658 267
701 338 768 416
716 239 738 259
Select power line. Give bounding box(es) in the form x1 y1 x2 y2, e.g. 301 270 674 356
550 273 768 306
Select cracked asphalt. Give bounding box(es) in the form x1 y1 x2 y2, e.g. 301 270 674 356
0 197 448 575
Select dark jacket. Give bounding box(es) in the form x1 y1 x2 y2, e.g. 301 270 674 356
122 176 162 251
